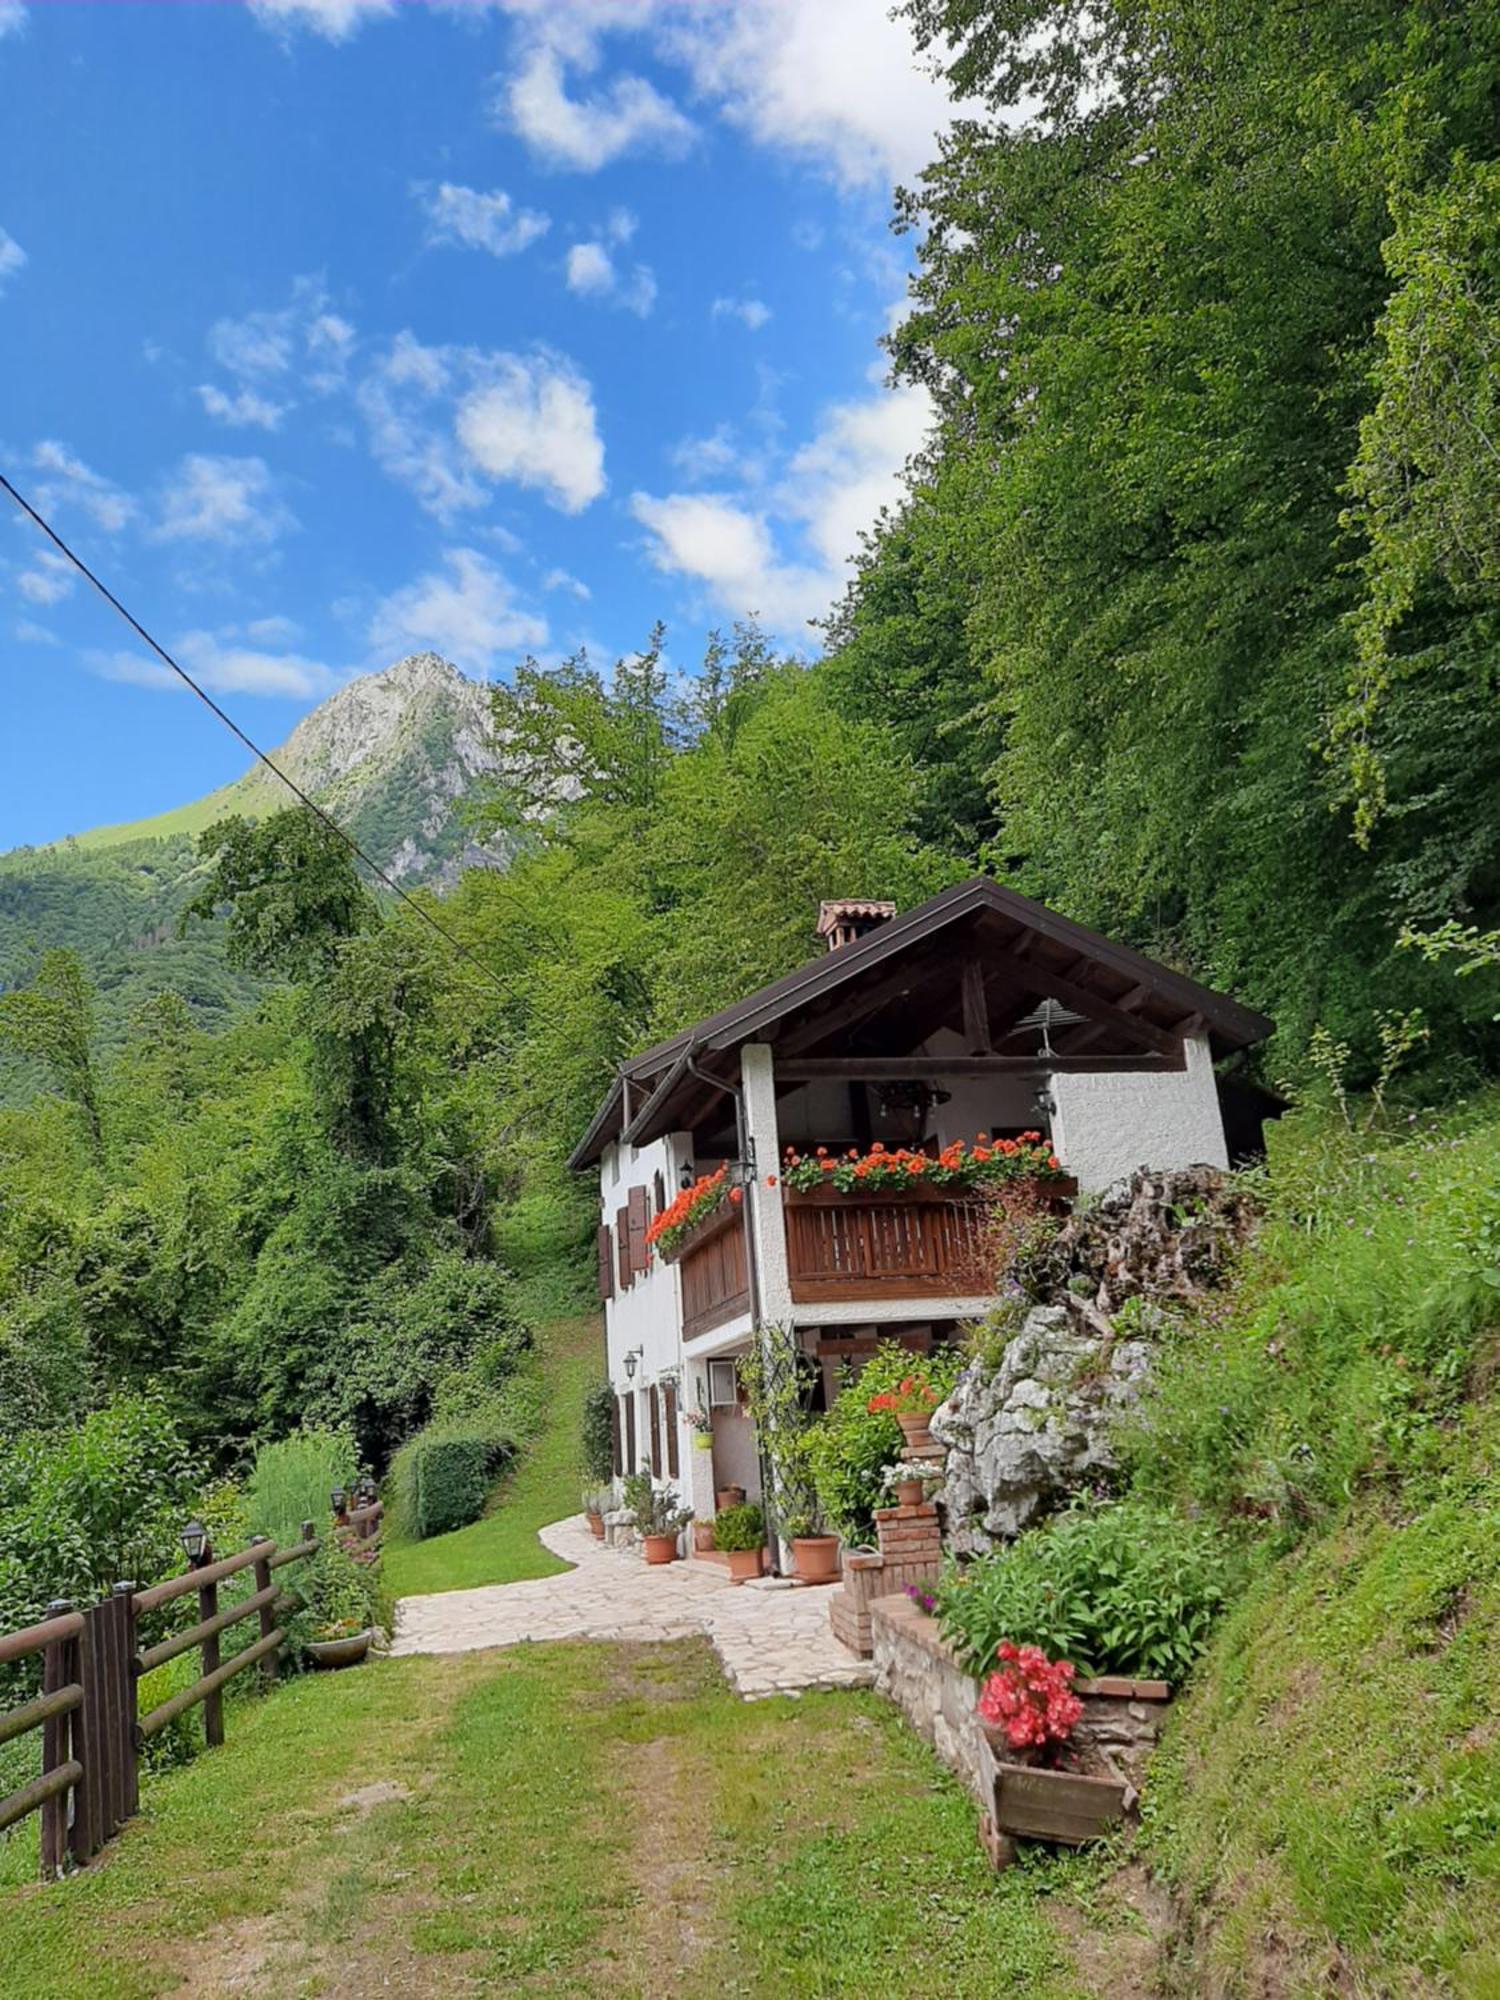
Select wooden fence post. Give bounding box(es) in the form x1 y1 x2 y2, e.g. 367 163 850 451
39 1600 73 1878
196 1550 223 1750
250 1537 277 1687
114 1582 140 1819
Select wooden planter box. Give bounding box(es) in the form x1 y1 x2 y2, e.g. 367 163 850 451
990 1761 1128 1846
658 1196 739 1264
783 1176 1077 1210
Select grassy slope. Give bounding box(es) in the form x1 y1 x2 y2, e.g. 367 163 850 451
0 1640 1104 1998
1148 1404 1500 1997
382 1313 601 1598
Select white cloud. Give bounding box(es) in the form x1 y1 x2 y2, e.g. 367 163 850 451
0 226 25 294
630 491 825 629
500 43 696 171
15 549 73 607
668 422 750 482
456 353 606 513
711 295 771 331
416 181 550 258
90 626 337 698
369 547 546 674
248 0 393 40
0 6 25 43
197 382 288 431
14 619 56 646
631 375 931 633
32 440 135 533
666 0 965 191
246 613 302 644
357 334 489 522
542 566 591 600
200 281 355 424
565 239 656 315
154 454 295 545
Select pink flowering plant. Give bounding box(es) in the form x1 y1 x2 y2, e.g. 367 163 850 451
976 1641 1084 1761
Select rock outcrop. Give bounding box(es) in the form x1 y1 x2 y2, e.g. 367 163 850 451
934 1167 1256 1552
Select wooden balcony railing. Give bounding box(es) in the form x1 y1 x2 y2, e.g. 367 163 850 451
677 1202 751 1340
783 1186 994 1304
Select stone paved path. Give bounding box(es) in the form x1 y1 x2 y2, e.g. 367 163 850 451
390 1516 874 1700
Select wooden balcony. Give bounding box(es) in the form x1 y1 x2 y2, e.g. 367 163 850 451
675 1202 750 1340
783 1185 995 1304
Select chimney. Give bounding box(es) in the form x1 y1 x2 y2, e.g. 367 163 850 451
816 899 897 953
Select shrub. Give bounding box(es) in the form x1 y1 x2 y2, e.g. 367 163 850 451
391 1432 496 1540
804 1340 965 1544
712 1502 764 1553
581 1380 615 1484
938 1500 1233 1684
245 1428 358 1552
296 1538 387 1644
621 1470 692 1537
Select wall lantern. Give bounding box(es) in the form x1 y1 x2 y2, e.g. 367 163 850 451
678 1162 695 1191
179 1518 209 1567
623 1346 644 1382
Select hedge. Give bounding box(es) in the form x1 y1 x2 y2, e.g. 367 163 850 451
392 1431 509 1541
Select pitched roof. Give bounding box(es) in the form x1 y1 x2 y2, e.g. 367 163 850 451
568 875 1272 1168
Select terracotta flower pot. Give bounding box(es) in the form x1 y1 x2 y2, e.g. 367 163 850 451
691 1520 716 1553
585 1511 605 1539
895 1477 926 1506
642 1532 678 1565
897 1414 935 1452
716 1486 746 1511
790 1535 841 1585
726 1547 764 1584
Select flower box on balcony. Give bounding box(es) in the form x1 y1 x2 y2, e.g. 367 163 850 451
657 1193 742 1265
782 1176 1076 1209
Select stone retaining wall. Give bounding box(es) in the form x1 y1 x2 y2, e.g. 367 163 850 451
870 1594 1170 1804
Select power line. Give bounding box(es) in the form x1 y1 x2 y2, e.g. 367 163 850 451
1 471 517 1002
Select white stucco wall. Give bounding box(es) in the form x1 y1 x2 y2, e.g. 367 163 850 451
1050 1032 1227 1193
600 1130 691 1489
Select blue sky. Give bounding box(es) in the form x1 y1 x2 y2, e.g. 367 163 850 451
0 0 956 850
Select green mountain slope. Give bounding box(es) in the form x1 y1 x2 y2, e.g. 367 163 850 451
0 652 514 1065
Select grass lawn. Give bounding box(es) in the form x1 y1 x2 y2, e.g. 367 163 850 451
0 1637 1115 1999
382 1313 601 1599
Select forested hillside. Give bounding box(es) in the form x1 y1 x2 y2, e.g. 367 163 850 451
1 2 1499 1983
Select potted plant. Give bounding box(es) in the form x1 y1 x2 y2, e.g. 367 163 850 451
712 1502 766 1583
781 1136 1075 1206
867 1373 943 1452
582 1486 611 1539
301 1541 381 1668
622 1470 693 1565
715 1483 746 1511
885 1460 940 1509
783 1505 841 1584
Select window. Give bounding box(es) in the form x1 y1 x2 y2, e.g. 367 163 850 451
707 1358 738 1408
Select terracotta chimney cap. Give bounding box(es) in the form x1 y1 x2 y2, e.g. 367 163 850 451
817 899 897 952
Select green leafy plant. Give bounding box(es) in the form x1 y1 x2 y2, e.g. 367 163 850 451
738 1324 828 1540
711 1502 764 1553
580 1380 616 1485
620 1470 692 1538
803 1341 964 1543
297 1538 385 1643
938 1501 1233 1684
581 1485 612 1518
245 1429 357 1553
390 1432 497 1541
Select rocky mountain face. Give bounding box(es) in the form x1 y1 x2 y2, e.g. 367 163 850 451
222 652 511 886
0 654 517 1057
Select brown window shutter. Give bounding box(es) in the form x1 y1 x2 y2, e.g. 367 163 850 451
596 1223 615 1302
625 1393 637 1473
648 1383 662 1477
664 1380 679 1478
616 1207 632 1290
653 1170 666 1215
610 1395 622 1477
627 1185 651 1276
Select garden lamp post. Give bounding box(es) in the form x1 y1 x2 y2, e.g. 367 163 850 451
180 1518 209 1568
330 1487 348 1520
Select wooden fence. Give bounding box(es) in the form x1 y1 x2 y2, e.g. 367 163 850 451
0 1496 383 1878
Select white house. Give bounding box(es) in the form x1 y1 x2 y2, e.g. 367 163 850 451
571 877 1271 1540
